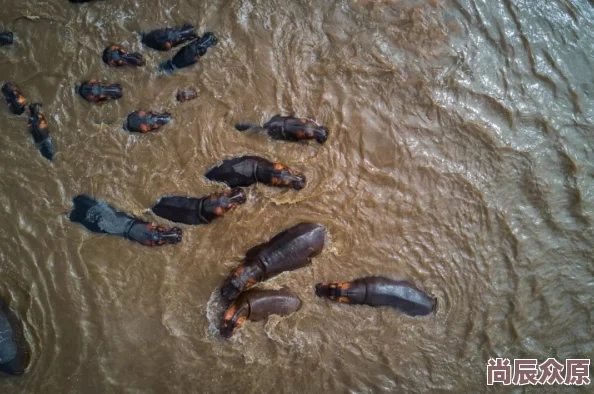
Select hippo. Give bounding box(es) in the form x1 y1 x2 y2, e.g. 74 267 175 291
220 222 326 301
2 82 28 115
141 23 197 51
27 103 54 161
0 298 31 376
205 155 306 190
315 276 436 317
0 31 13 46
220 287 302 338
69 194 182 246
77 80 122 103
176 89 197 102
160 32 217 74
151 188 247 225
236 115 329 144
125 110 171 133
69 0 102 2
102 45 144 67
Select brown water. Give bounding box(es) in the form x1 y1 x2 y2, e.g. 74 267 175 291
1 0 593 393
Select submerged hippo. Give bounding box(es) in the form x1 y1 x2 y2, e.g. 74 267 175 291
102 45 144 67
125 110 171 133
69 194 182 246
2 82 28 115
141 23 197 51
220 287 302 338
27 103 54 161
176 89 197 102
69 0 102 2
0 31 13 46
151 188 247 225
77 80 122 103
205 155 306 190
0 298 31 376
220 222 326 301
236 115 329 144
160 32 217 74
315 276 436 317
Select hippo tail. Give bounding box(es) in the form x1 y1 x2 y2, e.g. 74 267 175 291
234 122 261 132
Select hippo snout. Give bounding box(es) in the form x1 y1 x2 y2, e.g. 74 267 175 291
316 127 329 144
202 32 217 47
315 283 327 297
159 227 183 244
316 283 324 297
157 113 172 124
292 175 306 190
220 282 240 301
229 188 247 205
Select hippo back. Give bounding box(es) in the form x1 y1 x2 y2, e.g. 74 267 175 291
242 288 302 321
205 156 263 187
152 196 202 225
69 195 131 236
362 277 435 316
246 222 326 278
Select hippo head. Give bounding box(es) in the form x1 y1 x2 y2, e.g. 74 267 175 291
204 188 247 220
289 173 307 190
1 82 14 96
270 163 306 190
133 224 183 246
150 225 182 246
220 264 262 302
314 281 351 303
314 126 329 144
219 298 250 338
29 103 42 118
198 32 217 49
2 82 27 115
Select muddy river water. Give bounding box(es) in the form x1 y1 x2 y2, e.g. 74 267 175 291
0 0 593 393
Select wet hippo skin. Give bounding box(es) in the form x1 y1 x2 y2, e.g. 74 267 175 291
220 222 326 301
235 115 329 144
220 287 302 338
205 155 306 190
151 188 247 225
69 194 182 246
315 276 436 317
